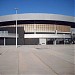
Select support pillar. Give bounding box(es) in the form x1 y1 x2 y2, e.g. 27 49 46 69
54 39 56 45
64 38 65 45
4 37 5 46
63 34 65 45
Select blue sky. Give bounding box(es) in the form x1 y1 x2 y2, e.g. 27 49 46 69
0 0 74 16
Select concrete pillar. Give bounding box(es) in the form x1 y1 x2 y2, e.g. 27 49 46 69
54 40 56 45
34 24 36 34
64 39 65 45
54 29 57 45
63 34 65 45
4 37 5 46
54 39 56 45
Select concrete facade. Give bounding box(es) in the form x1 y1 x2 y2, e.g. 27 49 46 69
0 13 75 45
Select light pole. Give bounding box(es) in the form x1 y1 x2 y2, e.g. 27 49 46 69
54 23 57 45
15 8 18 48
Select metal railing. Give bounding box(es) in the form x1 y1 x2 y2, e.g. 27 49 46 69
0 31 18 38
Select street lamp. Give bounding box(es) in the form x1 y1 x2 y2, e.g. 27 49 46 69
15 8 18 48
54 22 57 45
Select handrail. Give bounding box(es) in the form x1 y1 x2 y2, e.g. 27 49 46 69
0 33 18 38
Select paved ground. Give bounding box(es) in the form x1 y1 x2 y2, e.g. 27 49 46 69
0 45 75 75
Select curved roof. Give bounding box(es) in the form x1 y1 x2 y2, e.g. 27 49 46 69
0 13 75 22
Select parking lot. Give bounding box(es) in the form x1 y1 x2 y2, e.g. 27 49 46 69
0 45 75 75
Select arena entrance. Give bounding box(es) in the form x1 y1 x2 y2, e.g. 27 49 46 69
24 38 39 45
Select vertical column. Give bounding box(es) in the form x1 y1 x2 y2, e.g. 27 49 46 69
4 37 5 46
54 24 57 45
16 16 18 48
34 24 36 34
63 34 65 45
34 20 36 34
15 8 18 48
54 39 56 45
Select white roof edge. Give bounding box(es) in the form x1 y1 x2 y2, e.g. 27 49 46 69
0 13 75 22
0 13 74 17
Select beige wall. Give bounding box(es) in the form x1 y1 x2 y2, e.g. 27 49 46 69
24 24 70 32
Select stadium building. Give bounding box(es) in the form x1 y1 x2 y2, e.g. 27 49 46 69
0 13 75 45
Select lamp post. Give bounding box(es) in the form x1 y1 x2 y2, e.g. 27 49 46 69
54 23 57 45
15 8 18 48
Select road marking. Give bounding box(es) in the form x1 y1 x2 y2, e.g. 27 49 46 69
0 49 8 56
32 51 59 75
